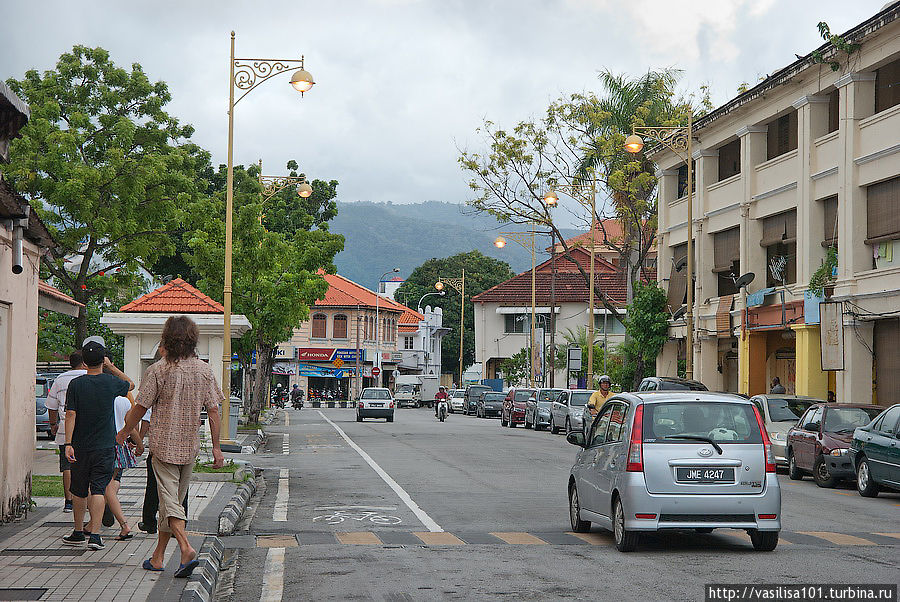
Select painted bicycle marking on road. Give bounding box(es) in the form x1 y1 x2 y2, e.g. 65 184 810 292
312 509 402 525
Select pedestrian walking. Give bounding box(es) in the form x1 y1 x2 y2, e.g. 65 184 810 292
770 377 786 394
118 315 224 578
137 405 189 535
44 350 87 513
102 394 144 540
62 336 134 551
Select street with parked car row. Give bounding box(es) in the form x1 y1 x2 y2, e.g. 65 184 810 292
222 406 899 601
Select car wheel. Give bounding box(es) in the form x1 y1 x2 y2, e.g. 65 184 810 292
524 414 532 429
534 420 543 432
856 458 880 497
550 417 559 435
613 497 640 552
509 415 516 428
748 529 778 551
565 418 571 435
787 450 803 480
387 415 394 423
501 412 508 427
568 484 591 533
813 456 837 488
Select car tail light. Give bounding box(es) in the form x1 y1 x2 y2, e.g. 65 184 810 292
635 513 657 519
758 514 777 520
752 405 776 473
626 404 644 472
358 402 364 409
389 402 395 408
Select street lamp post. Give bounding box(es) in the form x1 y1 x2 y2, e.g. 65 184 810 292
494 225 539 387
375 268 400 386
624 116 694 379
418 291 445 374
543 168 599 389
435 272 465 385
222 32 314 441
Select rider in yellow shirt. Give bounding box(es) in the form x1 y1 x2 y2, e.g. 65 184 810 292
587 375 613 418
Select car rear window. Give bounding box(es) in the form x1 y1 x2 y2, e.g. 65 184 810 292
767 397 813 422
658 381 707 391
361 389 390 400
483 393 504 401
514 390 535 401
824 407 882 433
643 402 762 444
570 392 591 406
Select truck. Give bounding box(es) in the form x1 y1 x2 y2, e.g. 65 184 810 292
393 374 440 408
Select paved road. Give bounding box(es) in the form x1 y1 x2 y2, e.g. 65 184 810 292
222 407 900 601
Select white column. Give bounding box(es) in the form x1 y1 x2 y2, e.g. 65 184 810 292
737 125 769 282
209 335 225 390
792 94 831 285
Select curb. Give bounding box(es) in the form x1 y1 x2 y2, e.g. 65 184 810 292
240 429 267 454
217 466 258 536
179 536 224 602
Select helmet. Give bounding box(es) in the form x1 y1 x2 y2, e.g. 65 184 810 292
599 375 611 384
439 385 446 390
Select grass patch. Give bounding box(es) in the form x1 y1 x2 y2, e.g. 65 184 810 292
230 473 252 484
32 475 64 497
238 422 263 431
194 459 239 474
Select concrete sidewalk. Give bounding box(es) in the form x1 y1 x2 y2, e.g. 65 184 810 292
0 438 254 601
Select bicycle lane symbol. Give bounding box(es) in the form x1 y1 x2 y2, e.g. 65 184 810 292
312 506 402 526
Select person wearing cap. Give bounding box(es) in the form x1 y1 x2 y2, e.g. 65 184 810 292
587 375 613 417
62 336 134 551
44 350 87 513
117 315 225 578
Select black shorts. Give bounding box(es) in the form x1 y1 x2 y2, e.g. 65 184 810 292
59 445 72 472
70 447 115 497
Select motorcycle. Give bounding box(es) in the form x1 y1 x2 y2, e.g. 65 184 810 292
436 399 448 422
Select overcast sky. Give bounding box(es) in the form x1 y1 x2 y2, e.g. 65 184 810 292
1 0 887 223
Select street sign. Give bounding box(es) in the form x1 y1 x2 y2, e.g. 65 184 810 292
567 346 582 370
372 367 381 376
332 358 344 368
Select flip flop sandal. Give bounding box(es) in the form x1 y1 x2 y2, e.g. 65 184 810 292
114 533 134 541
142 559 163 572
174 559 199 578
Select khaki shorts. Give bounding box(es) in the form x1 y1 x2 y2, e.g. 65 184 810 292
152 459 192 532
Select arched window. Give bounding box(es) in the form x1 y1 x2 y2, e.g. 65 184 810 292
333 314 348 339
312 313 327 339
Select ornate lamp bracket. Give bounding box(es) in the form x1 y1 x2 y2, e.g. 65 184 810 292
233 56 307 106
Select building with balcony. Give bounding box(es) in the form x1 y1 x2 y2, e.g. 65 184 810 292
653 3 900 405
397 305 448 376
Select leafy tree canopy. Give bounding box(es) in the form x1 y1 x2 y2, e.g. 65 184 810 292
394 251 515 378
3 45 209 344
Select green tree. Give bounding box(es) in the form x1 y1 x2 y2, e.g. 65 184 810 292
185 163 344 422
617 282 669 390
2 46 208 345
394 251 514 380
500 347 531 386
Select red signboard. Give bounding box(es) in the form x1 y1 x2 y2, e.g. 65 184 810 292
372 367 381 376
296 348 336 361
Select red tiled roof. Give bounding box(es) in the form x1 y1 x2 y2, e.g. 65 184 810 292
472 271 629 305
315 272 406 312
398 306 424 332
39 280 84 308
120 278 224 313
535 247 618 274
559 219 657 256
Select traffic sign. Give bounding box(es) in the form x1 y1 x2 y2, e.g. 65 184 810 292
332 358 344 368
372 367 381 376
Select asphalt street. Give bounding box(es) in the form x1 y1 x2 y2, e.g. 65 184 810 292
221 407 900 601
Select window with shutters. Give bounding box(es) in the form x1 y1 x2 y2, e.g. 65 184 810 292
874 319 900 408
717 139 741 181
866 177 900 245
666 242 691 311
761 210 797 287
713 227 741 296
311 313 327 339
333 314 348 339
822 196 838 248
676 161 696 198
766 111 798 160
875 58 900 114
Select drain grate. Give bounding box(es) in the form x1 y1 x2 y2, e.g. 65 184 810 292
0 589 47 600
1 549 85 556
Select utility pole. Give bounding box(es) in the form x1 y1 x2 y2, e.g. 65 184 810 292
550 230 556 387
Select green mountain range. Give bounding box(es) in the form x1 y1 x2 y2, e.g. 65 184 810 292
330 201 581 289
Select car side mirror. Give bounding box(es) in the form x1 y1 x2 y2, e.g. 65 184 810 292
566 432 585 447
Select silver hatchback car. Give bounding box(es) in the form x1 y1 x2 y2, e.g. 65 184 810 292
567 392 781 552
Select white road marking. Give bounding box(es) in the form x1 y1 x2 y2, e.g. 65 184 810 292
282 434 289 455
317 410 444 532
273 468 289 522
260 547 285 602
284 412 290 426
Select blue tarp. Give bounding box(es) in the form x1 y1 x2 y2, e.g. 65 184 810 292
746 287 776 308
804 290 824 324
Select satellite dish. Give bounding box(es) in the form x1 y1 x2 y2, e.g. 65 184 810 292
673 256 687 271
672 305 687 320
733 272 755 289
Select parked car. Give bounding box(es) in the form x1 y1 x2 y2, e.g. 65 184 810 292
464 384 493 415
787 403 883 487
477 391 505 418
356 387 395 422
850 403 900 497
525 388 564 431
636 377 708 392
501 388 536 428
566 392 781 552
448 389 466 413
748 395 820 466
550 389 593 435
35 374 57 440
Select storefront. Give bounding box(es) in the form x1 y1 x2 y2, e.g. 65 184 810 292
294 347 366 401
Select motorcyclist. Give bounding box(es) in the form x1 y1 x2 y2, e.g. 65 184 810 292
587 375 613 418
434 385 449 418
290 384 302 408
